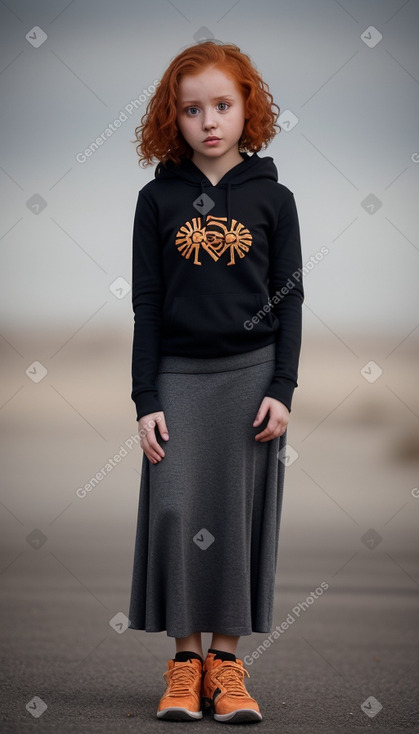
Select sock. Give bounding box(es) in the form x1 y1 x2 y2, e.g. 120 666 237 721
208 647 237 662
174 650 203 665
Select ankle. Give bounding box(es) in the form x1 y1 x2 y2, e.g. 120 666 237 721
174 649 204 664
208 647 237 662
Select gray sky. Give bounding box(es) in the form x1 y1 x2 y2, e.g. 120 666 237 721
1 0 418 335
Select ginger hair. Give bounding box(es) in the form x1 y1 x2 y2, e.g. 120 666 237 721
133 40 281 167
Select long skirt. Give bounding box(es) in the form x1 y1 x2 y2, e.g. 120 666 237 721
127 341 287 638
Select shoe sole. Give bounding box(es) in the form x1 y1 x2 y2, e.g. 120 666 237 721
157 706 203 720
202 698 262 724
214 709 263 723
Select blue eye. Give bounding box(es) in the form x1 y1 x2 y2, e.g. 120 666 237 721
184 102 230 116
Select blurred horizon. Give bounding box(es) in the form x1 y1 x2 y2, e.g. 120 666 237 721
0 0 418 333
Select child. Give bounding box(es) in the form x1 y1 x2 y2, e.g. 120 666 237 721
127 40 304 724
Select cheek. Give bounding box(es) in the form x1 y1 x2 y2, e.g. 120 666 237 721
177 117 192 137
176 116 183 133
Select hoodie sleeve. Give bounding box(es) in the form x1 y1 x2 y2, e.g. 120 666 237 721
131 188 164 422
264 191 304 413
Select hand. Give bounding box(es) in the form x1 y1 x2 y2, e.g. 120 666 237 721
253 397 289 442
137 411 169 463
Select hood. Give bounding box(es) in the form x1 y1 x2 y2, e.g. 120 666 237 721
154 152 278 229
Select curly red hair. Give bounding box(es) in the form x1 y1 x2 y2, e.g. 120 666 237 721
134 40 281 167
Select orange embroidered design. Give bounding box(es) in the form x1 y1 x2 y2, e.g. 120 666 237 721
175 215 252 266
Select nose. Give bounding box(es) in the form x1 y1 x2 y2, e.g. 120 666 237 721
202 106 217 131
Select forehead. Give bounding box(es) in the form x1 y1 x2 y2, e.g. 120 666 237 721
177 66 239 100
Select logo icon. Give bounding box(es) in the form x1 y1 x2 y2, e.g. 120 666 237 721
278 109 299 132
361 194 382 215
193 27 215 43
26 194 47 215
360 361 382 383
360 529 383 550
109 277 131 299
193 528 215 550
26 361 48 383
26 26 48 48
26 529 48 550
193 193 215 216
361 27 383 48
26 696 48 718
109 612 130 634
361 696 383 718
277 444 299 467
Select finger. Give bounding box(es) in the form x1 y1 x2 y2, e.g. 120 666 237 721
141 435 165 459
256 430 283 442
149 453 161 463
254 429 273 441
157 416 169 441
253 403 268 426
144 446 164 463
144 440 165 460
254 426 273 441
255 421 283 441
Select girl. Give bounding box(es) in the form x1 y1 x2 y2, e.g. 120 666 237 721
127 40 304 724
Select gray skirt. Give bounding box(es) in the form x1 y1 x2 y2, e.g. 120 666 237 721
127 341 287 638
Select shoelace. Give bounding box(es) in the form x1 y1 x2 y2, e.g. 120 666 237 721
213 661 251 697
164 663 200 695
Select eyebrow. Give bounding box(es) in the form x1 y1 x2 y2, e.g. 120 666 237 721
180 95 236 103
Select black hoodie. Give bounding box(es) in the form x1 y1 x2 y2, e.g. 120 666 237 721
131 151 304 422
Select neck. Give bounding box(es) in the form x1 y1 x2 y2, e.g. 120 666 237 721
191 149 246 186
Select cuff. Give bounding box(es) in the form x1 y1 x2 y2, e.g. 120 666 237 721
132 390 163 422
264 378 297 414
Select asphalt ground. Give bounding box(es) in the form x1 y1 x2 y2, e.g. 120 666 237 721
1 546 418 733
1 331 418 732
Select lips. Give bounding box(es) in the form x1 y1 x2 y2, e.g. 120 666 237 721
204 137 220 142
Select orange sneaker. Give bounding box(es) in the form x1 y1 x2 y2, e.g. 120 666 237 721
156 657 203 720
202 652 262 723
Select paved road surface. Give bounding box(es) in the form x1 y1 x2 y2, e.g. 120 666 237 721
1 332 418 731
1 546 417 732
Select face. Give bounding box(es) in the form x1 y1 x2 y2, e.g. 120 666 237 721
176 65 246 163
